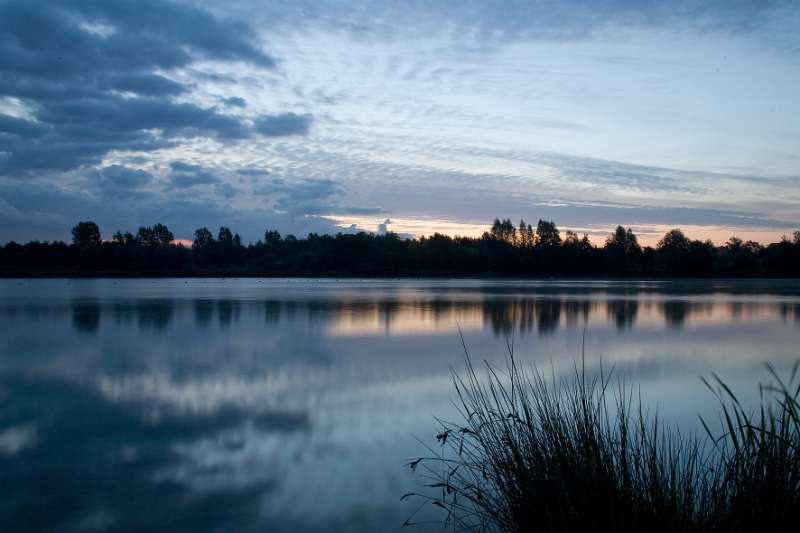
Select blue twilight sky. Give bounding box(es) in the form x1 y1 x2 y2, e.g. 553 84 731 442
0 0 798 245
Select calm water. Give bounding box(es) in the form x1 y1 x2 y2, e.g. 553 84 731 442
1 278 799 532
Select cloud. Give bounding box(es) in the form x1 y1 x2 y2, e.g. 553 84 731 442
170 162 205 173
0 0 797 244
253 177 386 220
218 0 799 54
337 206 385 215
257 178 342 215
254 113 313 137
0 423 37 457
169 162 220 189
105 72 187 97
0 0 278 176
222 96 247 108
0 113 48 138
95 164 153 198
99 165 152 189
215 182 238 199
237 167 270 177
261 178 343 200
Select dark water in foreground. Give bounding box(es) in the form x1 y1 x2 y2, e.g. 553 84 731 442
1 279 799 532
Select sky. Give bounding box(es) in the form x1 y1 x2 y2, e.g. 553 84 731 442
0 0 798 246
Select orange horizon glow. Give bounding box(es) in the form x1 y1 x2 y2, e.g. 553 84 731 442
322 215 796 248
166 218 796 248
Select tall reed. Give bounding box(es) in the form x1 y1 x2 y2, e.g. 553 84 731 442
405 344 800 532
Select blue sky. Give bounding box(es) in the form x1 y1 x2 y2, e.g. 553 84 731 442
0 0 798 244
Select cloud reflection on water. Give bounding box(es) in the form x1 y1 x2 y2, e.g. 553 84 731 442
0 279 799 532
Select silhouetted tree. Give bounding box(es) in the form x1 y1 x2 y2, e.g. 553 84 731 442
722 237 761 276
135 224 173 246
518 220 534 247
685 239 716 277
136 226 154 245
71 221 101 247
152 223 174 245
535 220 561 247
113 231 135 244
264 230 282 246
762 233 800 277
579 233 593 252
491 219 502 239
655 229 716 276
605 226 642 275
491 218 516 243
563 230 580 247
193 227 214 249
656 229 690 275
607 226 641 255
218 227 234 247
658 229 689 251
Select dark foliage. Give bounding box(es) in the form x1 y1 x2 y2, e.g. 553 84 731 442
1 220 799 277
71 221 101 247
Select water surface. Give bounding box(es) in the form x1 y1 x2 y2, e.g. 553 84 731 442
1 279 799 531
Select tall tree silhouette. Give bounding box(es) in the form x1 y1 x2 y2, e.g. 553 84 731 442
535 220 561 247
193 228 214 249
71 221 101 247
136 224 174 246
72 220 102 246
605 226 642 275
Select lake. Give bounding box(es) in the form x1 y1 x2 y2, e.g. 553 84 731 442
1 278 799 532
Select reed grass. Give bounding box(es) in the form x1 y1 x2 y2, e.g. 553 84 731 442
405 341 800 532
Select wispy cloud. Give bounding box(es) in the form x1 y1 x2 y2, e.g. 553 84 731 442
254 113 313 137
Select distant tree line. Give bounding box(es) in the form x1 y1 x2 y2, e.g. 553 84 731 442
1 218 799 277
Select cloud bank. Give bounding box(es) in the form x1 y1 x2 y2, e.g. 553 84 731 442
0 0 797 244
